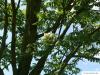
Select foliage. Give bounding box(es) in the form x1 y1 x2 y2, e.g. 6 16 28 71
0 0 100 75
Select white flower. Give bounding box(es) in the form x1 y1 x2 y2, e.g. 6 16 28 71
41 32 57 45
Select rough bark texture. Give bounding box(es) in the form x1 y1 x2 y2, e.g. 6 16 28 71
11 0 17 75
18 0 41 75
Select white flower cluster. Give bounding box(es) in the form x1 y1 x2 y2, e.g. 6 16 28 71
42 32 57 45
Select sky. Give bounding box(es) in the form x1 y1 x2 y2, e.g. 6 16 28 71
1 0 100 75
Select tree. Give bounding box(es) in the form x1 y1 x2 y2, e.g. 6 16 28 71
0 0 100 75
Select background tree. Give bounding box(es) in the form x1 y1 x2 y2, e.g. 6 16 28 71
0 0 100 75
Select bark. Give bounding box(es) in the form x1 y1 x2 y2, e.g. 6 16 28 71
29 55 48 75
18 0 41 75
29 45 54 75
11 0 17 75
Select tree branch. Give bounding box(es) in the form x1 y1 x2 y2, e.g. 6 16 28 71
58 26 100 74
16 0 21 11
18 0 42 75
29 45 54 75
37 0 76 39
11 0 17 75
29 1 76 74
0 68 4 75
0 0 8 60
74 55 100 63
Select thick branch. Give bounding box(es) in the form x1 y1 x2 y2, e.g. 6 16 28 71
18 0 41 75
16 0 21 11
11 0 17 75
29 45 54 75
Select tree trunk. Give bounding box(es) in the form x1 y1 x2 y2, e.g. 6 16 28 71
18 0 41 75
11 0 18 75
